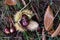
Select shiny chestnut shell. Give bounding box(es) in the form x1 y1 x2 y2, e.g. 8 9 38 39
4 27 10 34
4 0 17 6
10 26 16 33
20 14 29 27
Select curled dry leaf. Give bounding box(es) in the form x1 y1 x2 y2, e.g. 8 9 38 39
14 23 26 32
14 9 34 22
44 5 54 31
4 0 17 6
51 24 60 37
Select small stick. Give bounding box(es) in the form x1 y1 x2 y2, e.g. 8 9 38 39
31 5 40 22
42 28 46 40
17 1 30 13
21 0 26 6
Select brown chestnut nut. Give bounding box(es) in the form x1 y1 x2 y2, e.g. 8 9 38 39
4 0 17 6
10 27 16 33
4 27 10 34
20 14 29 27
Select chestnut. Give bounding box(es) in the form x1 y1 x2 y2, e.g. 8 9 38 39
20 14 29 27
10 27 16 33
4 0 17 6
4 27 10 34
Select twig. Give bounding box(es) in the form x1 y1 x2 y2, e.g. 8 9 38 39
42 28 46 40
21 0 26 6
17 1 31 13
36 30 40 40
31 5 40 22
30 1 42 22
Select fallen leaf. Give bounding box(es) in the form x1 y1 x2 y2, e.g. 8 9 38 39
48 29 54 35
51 24 60 37
58 32 60 35
44 5 54 31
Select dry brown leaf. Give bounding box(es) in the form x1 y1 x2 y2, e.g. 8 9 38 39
51 24 60 37
4 0 17 5
44 5 54 31
59 32 60 36
48 29 54 35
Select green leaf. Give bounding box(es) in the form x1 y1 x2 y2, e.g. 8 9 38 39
5 5 9 11
16 2 23 10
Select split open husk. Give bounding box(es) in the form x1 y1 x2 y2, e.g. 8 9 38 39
14 9 34 22
14 23 26 32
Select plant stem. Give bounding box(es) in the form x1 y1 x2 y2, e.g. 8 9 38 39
36 30 40 40
42 28 46 40
23 32 29 40
21 0 26 6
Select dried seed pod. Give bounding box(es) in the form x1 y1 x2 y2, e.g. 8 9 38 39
14 23 26 32
14 9 34 22
22 9 34 19
27 20 39 31
14 9 34 32
4 0 17 6
51 24 60 37
44 5 54 31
